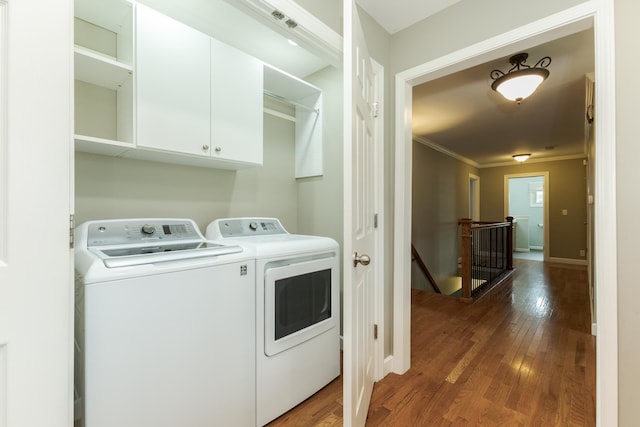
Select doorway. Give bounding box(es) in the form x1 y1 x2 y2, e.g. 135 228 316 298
469 173 480 221
393 5 617 426
505 173 548 261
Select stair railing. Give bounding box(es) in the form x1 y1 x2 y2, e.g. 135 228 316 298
459 217 514 301
411 243 442 294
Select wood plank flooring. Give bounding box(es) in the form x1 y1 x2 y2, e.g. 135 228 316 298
267 259 596 426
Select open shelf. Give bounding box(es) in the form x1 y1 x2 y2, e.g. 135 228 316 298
74 45 132 89
75 134 132 156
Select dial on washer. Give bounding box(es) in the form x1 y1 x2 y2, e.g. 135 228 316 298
141 224 156 235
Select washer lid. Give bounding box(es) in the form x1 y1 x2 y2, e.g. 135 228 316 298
77 218 244 268
92 241 243 268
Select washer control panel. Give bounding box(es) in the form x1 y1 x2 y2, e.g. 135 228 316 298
212 218 288 238
86 219 200 247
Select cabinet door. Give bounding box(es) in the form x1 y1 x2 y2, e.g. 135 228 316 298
211 39 263 165
136 4 211 156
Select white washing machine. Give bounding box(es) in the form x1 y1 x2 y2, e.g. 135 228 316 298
206 217 340 426
75 218 256 427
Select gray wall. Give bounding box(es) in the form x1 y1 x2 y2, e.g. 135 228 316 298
389 0 585 75
297 66 343 247
615 0 640 423
295 0 342 35
479 159 586 260
411 141 478 292
75 113 299 233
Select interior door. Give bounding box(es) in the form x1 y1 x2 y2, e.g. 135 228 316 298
0 0 74 425
343 1 376 425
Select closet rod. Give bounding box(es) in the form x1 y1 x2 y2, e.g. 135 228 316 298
263 89 319 114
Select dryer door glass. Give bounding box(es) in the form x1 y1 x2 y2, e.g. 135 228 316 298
274 268 331 340
264 257 338 356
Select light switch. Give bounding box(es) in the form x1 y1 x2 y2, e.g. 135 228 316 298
562 209 568 216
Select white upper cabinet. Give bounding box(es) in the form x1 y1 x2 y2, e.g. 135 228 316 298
135 4 211 157
211 39 263 165
134 4 263 167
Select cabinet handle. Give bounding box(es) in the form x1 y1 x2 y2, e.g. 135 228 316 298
202 145 210 151
215 147 222 153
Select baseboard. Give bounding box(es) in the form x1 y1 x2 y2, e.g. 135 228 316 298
74 397 82 421
515 248 530 252
529 246 543 250
546 256 588 266
383 355 394 376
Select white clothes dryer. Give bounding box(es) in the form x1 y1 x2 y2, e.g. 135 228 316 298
75 218 256 427
206 217 340 426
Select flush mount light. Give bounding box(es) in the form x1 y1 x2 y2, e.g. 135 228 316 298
513 154 531 163
490 53 551 104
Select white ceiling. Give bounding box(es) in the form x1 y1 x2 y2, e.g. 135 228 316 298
356 0 462 34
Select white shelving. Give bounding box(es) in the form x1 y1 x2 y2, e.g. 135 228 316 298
74 0 133 151
72 2 320 172
74 45 132 90
264 64 323 178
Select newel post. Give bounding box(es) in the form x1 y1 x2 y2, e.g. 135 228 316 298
459 218 472 300
506 216 514 270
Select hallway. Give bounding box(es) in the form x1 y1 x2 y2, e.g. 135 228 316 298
268 259 595 426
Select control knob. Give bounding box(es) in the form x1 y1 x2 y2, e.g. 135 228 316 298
141 224 156 235
249 222 258 231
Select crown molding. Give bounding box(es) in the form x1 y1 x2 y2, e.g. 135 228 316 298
478 153 587 168
412 135 479 168
413 135 586 169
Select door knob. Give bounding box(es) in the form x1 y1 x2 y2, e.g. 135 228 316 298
353 252 371 267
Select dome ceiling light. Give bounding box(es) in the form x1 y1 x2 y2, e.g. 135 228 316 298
512 154 531 163
490 53 551 104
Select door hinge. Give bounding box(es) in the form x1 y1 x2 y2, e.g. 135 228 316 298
69 214 75 249
374 213 379 228
374 324 378 340
372 101 379 118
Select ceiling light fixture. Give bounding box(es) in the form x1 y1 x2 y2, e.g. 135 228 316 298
512 154 531 163
490 53 551 104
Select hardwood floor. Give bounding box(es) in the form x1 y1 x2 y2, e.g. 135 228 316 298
267 259 596 426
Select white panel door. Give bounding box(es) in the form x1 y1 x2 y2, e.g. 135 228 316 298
211 39 263 165
136 4 211 156
0 0 73 426
343 1 376 425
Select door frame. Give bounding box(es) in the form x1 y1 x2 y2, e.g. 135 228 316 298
504 172 549 261
371 58 386 380
393 1 617 425
469 173 480 221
